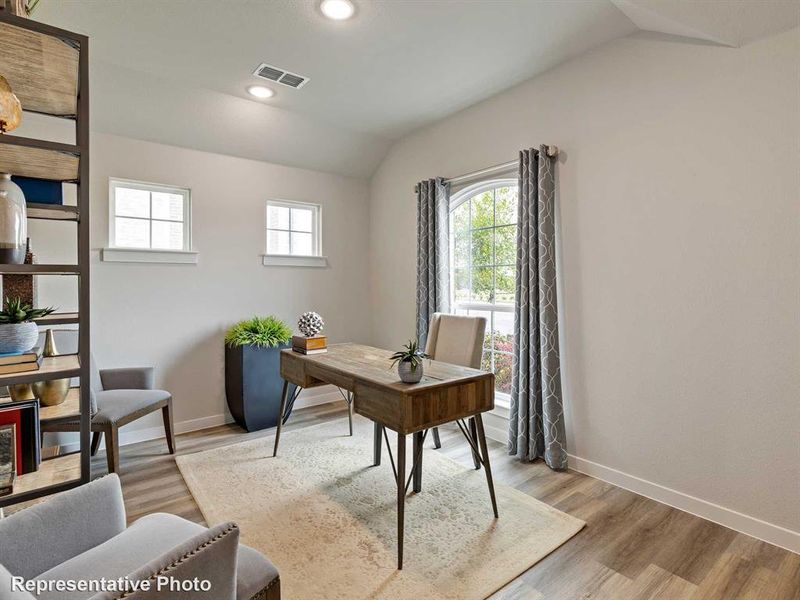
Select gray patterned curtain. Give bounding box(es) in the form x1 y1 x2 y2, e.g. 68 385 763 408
416 178 450 348
508 147 567 470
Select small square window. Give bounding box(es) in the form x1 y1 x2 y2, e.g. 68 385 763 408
266 200 321 257
109 179 191 251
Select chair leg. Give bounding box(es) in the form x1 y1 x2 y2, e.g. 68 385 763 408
91 431 102 456
432 427 442 449
347 392 353 436
373 421 383 466
162 399 176 454
105 426 120 474
412 430 424 493
469 417 481 470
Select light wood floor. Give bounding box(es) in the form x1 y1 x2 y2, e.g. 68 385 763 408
69 404 800 599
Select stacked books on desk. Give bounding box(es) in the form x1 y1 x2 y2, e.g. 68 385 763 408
292 335 327 355
0 347 43 375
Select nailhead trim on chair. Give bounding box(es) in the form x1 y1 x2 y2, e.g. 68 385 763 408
249 576 280 600
110 524 239 600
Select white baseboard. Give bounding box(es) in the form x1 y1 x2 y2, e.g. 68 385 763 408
469 407 798 553
53 386 345 454
568 454 800 554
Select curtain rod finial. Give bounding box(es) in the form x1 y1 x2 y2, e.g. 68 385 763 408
546 145 558 158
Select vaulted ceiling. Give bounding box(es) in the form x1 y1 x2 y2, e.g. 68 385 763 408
35 0 799 178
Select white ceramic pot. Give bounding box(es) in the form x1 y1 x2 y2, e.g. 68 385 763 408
0 322 39 354
398 360 423 383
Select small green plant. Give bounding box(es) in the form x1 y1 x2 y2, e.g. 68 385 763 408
0 297 56 324
225 316 292 348
389 340 430 372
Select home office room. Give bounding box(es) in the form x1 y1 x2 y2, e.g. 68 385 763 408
0 1 797 599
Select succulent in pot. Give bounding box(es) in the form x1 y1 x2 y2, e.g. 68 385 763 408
0 297 56 354
390 339 430 384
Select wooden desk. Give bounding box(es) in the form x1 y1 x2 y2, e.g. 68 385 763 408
276 343 498 569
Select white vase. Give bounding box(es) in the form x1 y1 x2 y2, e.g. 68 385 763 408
0 174 27 264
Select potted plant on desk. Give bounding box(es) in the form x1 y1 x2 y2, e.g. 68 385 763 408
390 340 430 384
224 316 296 432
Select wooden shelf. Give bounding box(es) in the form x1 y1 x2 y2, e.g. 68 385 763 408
0 136 79 182
0 11 90 508
0 354 80 386
27 203 79 221
39 387 80 424
1 453 81 503
0 20 79 118
0 264 79 275
33 312 79 326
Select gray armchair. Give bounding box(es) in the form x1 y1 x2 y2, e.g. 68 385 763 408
0 474 280 600
41 356 176 474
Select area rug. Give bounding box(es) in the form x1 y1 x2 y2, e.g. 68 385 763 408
175 417 584 600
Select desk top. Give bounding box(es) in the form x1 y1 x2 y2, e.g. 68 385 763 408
281 343 495 433
281 343 489 394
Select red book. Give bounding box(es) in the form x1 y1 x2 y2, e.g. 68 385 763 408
0 407 23 475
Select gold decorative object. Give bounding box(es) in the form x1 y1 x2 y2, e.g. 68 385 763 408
32 329 69 406
8 383 34 401
0 75 22 134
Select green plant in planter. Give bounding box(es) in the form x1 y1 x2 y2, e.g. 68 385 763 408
225 316 292 348
0 297 55 323
389 340 430 372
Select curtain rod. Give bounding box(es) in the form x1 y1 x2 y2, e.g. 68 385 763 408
444 145 559 185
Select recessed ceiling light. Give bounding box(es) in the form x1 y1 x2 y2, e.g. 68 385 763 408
247 85 275 99
320 0 355 20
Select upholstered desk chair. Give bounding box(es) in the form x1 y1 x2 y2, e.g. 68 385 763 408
373 313 488 471
41 356 175 474
424 313 488 466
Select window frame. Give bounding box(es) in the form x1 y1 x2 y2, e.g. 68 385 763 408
108 177 192 252
449 178 518 405
265 199 323 258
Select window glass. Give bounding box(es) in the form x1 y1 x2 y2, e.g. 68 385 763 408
266 200 321 257
449 181 519 399
110 180 191 251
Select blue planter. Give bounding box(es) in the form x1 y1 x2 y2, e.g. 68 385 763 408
224 343 296 432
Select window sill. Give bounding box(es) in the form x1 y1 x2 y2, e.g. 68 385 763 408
101 248 199 264
491 397 510 419
262 254 328 268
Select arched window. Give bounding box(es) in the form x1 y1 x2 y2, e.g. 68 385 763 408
449 179 518 399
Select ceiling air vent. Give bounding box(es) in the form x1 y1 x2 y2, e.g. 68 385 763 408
253 63 309 89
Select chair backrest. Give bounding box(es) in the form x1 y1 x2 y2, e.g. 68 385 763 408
424 313 487 369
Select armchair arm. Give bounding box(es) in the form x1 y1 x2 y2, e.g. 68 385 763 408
0 564 36 599
0 475 126 580
100 367 155 391
88 522 240 600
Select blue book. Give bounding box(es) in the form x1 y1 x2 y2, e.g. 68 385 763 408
12 176 63 205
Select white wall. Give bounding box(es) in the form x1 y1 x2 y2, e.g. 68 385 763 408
368 29 800 548
23 130 371 440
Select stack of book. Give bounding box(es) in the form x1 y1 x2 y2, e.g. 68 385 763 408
292 335 327 355
0 346 42 375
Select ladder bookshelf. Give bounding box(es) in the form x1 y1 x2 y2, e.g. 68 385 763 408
0 10 90 508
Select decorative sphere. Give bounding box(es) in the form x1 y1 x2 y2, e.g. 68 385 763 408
298 311 324 337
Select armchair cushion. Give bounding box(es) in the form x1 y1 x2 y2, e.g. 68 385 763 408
35 513 277 600
93 389 171 426
100 367 155 391
0 475 126 580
